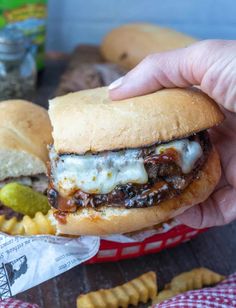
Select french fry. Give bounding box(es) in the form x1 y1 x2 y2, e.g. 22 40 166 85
169 267 225 293
152 267 225 305
152 289 178 304
77 271 157 308
0 210 56 236
0 216 24 235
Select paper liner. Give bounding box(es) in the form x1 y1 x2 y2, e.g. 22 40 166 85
102 220 180 243
0 220 205 298
0 233 99 299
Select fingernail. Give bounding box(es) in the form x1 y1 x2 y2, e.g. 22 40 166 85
108 77 124 90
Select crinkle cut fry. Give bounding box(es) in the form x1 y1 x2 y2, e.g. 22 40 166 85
152 289 179 304
152 267 225 304
77 271 157 308
169 267 225 292
0 210 56 235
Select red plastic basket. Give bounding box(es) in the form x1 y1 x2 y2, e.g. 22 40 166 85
86 225 206 263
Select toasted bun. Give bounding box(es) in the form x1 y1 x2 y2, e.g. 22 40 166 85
101 23 197 69
49 87 224 154
51 147 221 235
0 100 52 180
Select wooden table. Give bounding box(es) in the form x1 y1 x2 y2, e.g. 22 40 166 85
16 60 236 308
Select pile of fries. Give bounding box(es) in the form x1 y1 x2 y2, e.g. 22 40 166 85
77 267 225 307
0 211 55 235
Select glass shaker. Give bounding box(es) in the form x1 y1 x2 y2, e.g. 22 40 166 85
0 28 37 101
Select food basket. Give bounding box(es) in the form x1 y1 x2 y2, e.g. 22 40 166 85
86 225 206 263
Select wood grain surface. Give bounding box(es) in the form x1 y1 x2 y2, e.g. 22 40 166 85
16 60 236 308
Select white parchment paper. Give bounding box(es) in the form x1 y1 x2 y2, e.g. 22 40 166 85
102 220 180 243
0 234 100 299
0 220 180 298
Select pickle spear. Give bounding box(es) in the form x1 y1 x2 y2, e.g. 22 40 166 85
0 183 50 217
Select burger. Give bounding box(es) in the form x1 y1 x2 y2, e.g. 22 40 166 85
0 100 52 223
48 87 224 235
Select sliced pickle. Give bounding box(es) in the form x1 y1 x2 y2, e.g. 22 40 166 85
0 183 50 217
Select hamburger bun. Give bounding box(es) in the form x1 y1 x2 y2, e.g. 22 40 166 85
50 147 220 235
49 87 224 154
101 23 197 69
0 100 52 180
48 87 224 235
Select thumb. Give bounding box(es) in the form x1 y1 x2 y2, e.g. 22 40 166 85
176 186 236 228
109 40 236 112
109 47 198 98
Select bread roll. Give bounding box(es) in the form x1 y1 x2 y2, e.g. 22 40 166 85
101 23 197 69
0 100 52 180
49 87 224 154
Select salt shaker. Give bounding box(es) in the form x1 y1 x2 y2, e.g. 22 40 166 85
0 28 37 101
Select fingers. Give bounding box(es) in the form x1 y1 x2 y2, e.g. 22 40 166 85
176 204 204 229
177 185 236 228
109 47 198 100
109 40 236 112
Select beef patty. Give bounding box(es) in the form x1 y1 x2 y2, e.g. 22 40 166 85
48 131 211 212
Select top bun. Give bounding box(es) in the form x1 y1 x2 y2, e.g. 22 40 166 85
49 87 224 154
0 100 52 180
101 23 197 69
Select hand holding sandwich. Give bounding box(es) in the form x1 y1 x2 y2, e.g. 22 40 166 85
109 40 236 229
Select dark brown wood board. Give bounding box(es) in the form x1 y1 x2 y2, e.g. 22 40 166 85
15 59 236 308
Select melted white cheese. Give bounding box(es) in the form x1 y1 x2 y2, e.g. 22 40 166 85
51 149 148 195
50 138 203 195
155 139 203 173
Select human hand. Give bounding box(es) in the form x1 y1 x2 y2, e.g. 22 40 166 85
109 40 236 228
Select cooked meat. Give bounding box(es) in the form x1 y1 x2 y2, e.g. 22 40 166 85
48 131 211 211
0 174 48 194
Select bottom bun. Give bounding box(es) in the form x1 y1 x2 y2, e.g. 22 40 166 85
50 148 221 236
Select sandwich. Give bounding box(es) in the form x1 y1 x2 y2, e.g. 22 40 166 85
0 100 52 221
101 23 197 70
48 87 224 235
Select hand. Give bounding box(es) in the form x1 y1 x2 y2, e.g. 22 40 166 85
109 40 236 229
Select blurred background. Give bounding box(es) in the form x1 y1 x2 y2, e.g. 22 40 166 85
0 1 235 306
47 0 236 52
0 0 235 102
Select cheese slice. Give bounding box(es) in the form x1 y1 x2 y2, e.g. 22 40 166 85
51 149 148 195
50 138 202 195
156 139 203 173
